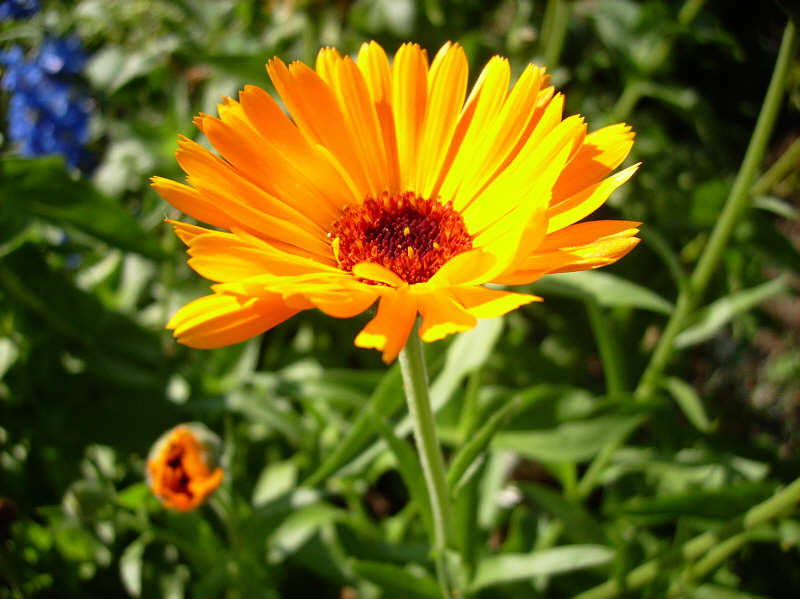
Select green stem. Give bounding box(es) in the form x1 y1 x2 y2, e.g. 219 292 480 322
610 0 706 122
571 476 800 599
635 18 798 401
540 0 570 69
586 299 626 395
751 135 800 196
398 321 455 598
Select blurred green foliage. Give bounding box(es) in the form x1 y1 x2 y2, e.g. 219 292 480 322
2 1 800 598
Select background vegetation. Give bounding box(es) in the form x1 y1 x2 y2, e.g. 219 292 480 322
2 1 800 597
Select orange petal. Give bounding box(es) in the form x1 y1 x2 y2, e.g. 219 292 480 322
267 58 370 197
417 292 477 342
167 294 301 349
355 290 417 362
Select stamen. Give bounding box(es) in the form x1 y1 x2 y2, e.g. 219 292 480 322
331 191 473 284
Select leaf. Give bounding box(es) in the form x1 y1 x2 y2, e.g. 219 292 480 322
675 276 790 348
694 584 771 599
368 415 434 537
471 545 615 590
120 534 151 597
350 561 441 599
1 157 163 259
611 482 775 523
447 385 558 491
519 484 606 544
754 195 799 220
662 377 714 432
267 503 343 563
530 270 674 314
252 460 298 507
493 414 645 464
430 318 505 407
304 364 404 485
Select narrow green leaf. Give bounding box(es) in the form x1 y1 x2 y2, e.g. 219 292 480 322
493 414 645 464
430 318 504 407
120 534 151 597
675 276 790 348
1 157 163 259
694 584 772 599
662 376 714 432
519 484 606 544
350 561 441 599
530 270 674 314
304 364 404 485
448 396 520 490
471 545 614 590
754 195 799 220
368 415 434 537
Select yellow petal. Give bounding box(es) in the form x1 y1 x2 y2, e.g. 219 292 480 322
546 163 640 233
168 294 300 349
392 43 429 190
451 287 541 319
417 292 477 342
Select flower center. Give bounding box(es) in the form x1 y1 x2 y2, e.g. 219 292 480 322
331 191 473 284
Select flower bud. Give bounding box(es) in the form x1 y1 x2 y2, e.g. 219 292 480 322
146 423 223 512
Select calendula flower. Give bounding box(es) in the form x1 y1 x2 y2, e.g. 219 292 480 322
154 41 640 362
147 423 223 512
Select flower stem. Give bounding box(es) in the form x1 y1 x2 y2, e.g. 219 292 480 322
399 321 455 597
635 17 798 401
540 0 570 69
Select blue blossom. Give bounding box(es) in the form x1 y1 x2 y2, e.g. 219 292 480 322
1 38 93 170
37 37 87 75
0 0 39 20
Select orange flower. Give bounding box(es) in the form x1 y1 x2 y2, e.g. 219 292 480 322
147 424 223 512
153 41 640 362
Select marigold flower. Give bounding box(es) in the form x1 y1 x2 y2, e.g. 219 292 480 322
153 41 640 362
147 424 223 512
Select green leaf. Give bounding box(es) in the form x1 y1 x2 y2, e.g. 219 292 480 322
662 377 714 432
350 561 441 599
305 364 404 485
368 415 434 537
530 270 674 314
120 534 151 597
694 584 771 599
754 195 799 220
675 276 790 348
611 482 775 523
448 385 557 491
1 157 163 259
267 503 343 563
493 414 645 464
430 317 504 408
519 484 606 544
471 545 615 590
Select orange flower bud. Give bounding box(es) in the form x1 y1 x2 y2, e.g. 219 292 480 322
146 423 223 512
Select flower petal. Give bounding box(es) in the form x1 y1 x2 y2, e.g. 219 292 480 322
417 292 477 342
451 286 541 319
168 294 301 349
355 290 417 362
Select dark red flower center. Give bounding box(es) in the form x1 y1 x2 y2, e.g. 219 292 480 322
331 191 473 284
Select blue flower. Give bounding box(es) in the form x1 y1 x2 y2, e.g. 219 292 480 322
1 39 93 170
37 37 86 75
0 0 39 20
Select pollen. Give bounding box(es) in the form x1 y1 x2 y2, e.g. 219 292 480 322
331 191 473 284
